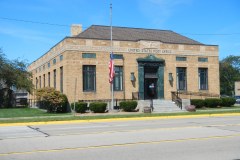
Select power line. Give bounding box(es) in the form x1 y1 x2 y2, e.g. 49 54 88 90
181 33 240 36
0 16 91 29
1 16 240 36
0 17 70 27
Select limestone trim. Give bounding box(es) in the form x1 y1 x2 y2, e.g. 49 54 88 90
29 44 218 71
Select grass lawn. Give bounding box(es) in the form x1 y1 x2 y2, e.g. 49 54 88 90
0 106 240 124
196 106 240 111
0 108 71 118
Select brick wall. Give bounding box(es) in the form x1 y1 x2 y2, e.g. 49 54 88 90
28 38 219 103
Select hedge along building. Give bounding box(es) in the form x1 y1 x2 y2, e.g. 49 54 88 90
28 24 220 104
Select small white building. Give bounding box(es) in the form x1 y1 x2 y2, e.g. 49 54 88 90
235 81 240 96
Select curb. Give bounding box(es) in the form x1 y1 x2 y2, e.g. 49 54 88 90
0 113 240 127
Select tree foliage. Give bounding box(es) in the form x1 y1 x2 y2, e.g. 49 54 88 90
221 55 240 70
220 55 240 96
0 50 33 93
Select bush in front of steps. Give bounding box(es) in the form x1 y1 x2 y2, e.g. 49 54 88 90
119 101 138 112
71 102 88 113
191 98 236 108
89 102 107 113
204 98 222 108
220 97 236 107
190 99 205 108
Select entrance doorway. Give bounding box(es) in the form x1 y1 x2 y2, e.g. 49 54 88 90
137 55 165 100
144 66 158 99
144 78 158 99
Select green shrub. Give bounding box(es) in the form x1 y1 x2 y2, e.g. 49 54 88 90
190 99 205 108
36 87 69 113
119 101 138 112
71 102 88 113
205 98 222 108
220 97 236 107
56 94 69 113
89 102 107 113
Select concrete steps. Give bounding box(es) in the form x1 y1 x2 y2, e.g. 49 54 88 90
137 99 185 113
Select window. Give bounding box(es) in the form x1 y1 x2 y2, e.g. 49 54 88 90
177 67 187 90
60 55 63 61
176 56 187 61
53 59 56 65
83 65 96 91
113 54 123 59
198 57 208 62
39 67 41 72
39 76 41 88
53 69 56 89
82 53 96 58
60 67 63 93
114 66 123 91
48 62 50 68
43 74 45 87
199 68 208 90
48 72 50 87
43 65 45 70
36 77 38 89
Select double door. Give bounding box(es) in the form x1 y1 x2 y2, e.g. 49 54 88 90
144 78 158 99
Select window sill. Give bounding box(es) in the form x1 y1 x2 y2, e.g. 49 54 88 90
83 90 96 93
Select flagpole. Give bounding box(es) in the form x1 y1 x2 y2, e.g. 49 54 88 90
110 3 114 111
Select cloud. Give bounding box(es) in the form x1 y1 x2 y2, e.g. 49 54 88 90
138 0 193 26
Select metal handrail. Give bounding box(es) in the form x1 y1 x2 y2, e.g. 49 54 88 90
171 91 182 110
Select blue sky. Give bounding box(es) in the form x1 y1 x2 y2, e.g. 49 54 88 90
0 0 239 63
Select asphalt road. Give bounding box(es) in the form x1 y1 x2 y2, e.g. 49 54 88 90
0 116 240 160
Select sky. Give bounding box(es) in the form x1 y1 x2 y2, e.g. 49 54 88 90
0 0 239 64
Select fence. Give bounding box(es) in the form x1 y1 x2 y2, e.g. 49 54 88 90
176 91 219 99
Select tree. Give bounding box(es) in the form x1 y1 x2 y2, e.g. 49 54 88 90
0 49 33 107
0 50 33 92
220 55 240 96
12 59 33 93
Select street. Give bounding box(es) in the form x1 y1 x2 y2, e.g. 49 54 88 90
0 116 240 160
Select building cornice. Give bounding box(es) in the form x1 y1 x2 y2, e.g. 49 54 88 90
28 39 219 71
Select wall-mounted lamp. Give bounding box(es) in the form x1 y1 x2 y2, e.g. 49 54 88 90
131 72 135 82
168 73 173 81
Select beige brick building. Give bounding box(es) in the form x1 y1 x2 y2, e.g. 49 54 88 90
28 25 220 103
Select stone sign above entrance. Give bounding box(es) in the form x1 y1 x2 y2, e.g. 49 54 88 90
128 48 172 54
64 45 173 55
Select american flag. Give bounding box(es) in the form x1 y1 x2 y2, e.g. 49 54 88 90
109 52 115 83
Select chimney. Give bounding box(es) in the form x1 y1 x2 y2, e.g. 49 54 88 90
71 24 82 36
